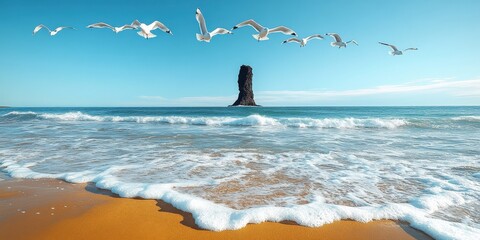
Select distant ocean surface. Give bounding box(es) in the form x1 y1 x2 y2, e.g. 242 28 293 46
1 107 479 239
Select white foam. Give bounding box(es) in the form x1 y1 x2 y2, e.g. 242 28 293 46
2 111 409 129
40 112 105 122
2 111 37 116
451 116 480 122
1 157 479 239
282 117 408 129
409 191 465 213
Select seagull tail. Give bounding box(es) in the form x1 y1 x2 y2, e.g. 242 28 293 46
137 31 156 39
252 34 268 41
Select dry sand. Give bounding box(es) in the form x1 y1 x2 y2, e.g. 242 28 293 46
0 178 433 240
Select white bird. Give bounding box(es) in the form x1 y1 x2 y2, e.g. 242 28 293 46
325 33 358 48
282 34 324 47
232 19 296 41
86 22 136 33
195 8 232 42
131 20 172 39
33 24 75 36
379 42 418 56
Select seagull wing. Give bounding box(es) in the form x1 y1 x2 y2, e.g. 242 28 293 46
55 26 75 32
283 38 301 44
117 24 136 32
149 21 172 34
232 19 264 32
33 24 50 34
326 33 342 42
195 8 208 34
305 34 324 42
379 42 398 51
404 48 418 51
131 20 141 29
347 40 358 46
210 28 232 36
87 22 114 30
269 26 296 35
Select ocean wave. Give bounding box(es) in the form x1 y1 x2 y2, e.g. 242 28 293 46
451 116 480 122
1 111 409 129
1 111 37 119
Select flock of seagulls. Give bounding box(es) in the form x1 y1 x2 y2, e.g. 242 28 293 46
86 20 172 39
32 8 418 56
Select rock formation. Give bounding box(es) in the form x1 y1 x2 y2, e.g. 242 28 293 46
231 65 259 106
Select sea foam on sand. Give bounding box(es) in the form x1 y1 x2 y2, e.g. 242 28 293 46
1 159 479 240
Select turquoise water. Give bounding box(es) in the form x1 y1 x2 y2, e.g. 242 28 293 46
1 107 479 238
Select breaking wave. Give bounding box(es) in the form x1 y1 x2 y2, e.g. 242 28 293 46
1 111 409 129
452 116 480 122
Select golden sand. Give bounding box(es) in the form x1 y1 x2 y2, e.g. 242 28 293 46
0 178 433 240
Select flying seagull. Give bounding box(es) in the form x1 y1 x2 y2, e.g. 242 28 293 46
325 33 357 48
33 24 75 36
131 20 172 39
86 22 136 33
282 34 324 47
195 8 232 42
232 19 296 41
378 42 418 56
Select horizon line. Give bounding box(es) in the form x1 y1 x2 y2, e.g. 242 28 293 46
2 105 480 108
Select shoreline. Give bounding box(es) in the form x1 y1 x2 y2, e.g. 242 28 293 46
0 177 433 240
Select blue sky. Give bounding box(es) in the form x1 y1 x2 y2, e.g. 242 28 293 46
0 0 479 106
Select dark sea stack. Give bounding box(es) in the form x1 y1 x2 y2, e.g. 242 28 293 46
231 65 259 106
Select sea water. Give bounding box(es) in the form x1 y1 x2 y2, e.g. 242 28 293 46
1 107 479 239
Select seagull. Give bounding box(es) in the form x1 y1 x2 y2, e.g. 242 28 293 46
131 20 172 39
325 33 358 48
33 24 75 36
195 8 232 42
282 34 324 47
378 42 418 56
86 22 136 33
232 19 296 41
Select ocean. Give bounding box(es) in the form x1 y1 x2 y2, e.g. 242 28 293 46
1 107 479 239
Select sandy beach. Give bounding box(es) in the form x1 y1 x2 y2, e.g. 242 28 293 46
0 177 433 240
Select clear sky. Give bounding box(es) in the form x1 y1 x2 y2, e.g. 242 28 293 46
1 0 479 107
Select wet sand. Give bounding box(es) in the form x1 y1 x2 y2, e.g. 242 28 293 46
0 178 433 240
